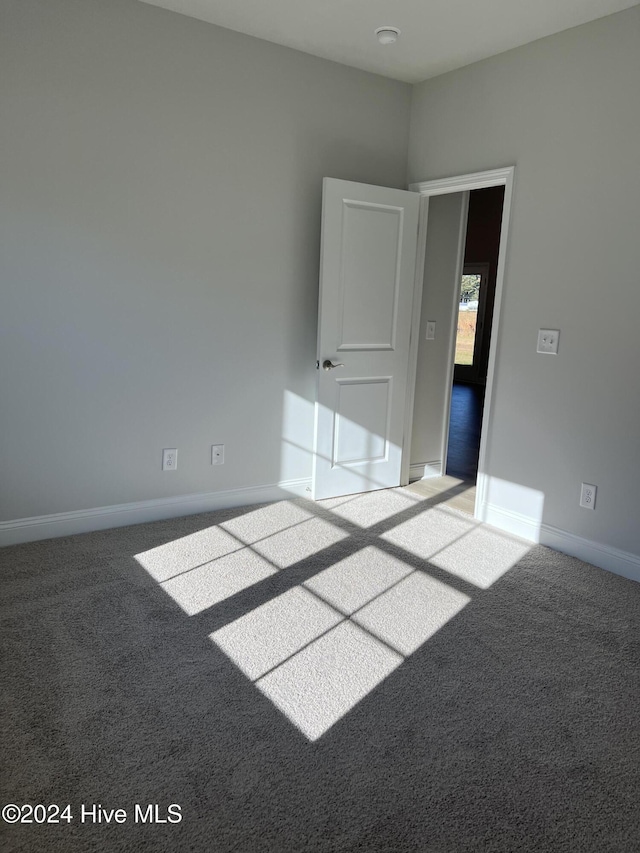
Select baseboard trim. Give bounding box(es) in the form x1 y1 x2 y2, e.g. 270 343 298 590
480 502 542 541
409 461 442 482
6 484 638 585
538 523 640 584
0 478 313 547
480 502 640 584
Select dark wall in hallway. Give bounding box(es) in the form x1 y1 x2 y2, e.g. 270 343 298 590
463 186 504 382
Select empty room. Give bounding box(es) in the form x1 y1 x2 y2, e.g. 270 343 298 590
1 1 639 851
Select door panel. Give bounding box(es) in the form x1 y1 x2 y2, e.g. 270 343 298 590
339 202 402 350
312 178 420 500
334 378 391 465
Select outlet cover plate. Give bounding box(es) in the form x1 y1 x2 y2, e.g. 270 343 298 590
162 448 178 471
537 329 560 354
580 482 597 509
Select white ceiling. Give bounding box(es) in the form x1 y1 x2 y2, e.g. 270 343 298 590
138 0 638 83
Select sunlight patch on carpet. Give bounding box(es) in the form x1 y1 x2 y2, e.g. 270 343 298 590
136 526 246 582
303 546 413 614
430 526 532 589
136 504 348 613
381 505 477 562
210 546 469 740
319 488 423 528
160 548 277 616
381 504 529 589
353 572 470 656
135 491 530 739
256 621 402 741
210 587 342 680
221 505 348 568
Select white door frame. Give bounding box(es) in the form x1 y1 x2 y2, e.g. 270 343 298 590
401 166 516 521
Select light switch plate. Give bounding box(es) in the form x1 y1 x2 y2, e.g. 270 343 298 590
426 321 436 340
537 329 560 354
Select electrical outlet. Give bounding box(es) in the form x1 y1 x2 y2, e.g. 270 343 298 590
426 321 436 340
211 444 225 465
580 483 596 509
537 329 560 354
162 448 178 471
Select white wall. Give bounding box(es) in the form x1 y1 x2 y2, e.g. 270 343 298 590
3 0 639 573
409 7 640 560
0 0 410 522
410 193 466 477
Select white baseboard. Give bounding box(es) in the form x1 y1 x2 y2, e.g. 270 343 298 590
5 484 638 586
480 501 640 584
480 502 542 541
409 461 442 482
538 524 640 584
0 478 312 547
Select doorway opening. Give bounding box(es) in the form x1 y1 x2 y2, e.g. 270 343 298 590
446 185 505 487
404 167 514 521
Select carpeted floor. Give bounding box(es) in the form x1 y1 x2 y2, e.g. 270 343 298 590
1 485 639 852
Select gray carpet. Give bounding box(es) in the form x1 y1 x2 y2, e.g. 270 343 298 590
1 484 639 852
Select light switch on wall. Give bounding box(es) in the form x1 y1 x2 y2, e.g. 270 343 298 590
537 329 560 354
426 321 436 340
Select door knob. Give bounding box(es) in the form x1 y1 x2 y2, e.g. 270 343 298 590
322 359 345 371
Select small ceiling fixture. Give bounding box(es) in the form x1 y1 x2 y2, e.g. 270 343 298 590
375 26 401 45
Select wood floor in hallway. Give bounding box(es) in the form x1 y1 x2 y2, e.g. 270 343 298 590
445 381 485 482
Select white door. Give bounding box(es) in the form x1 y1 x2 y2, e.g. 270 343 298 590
312 178 421 500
